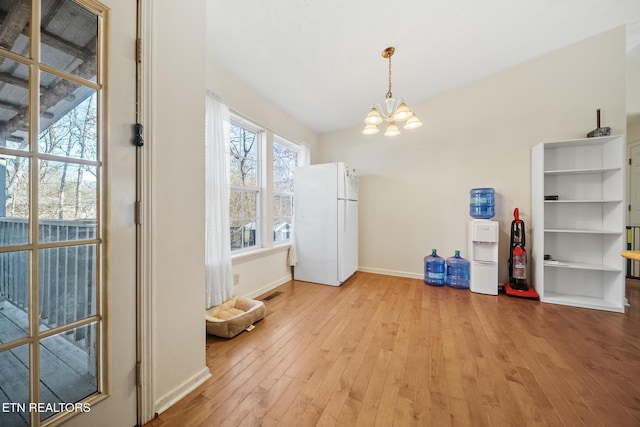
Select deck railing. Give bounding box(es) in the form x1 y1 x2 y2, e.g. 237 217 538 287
627 226 640 280
0 217 96 351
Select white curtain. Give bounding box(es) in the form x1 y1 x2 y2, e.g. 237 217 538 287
205 91 233 309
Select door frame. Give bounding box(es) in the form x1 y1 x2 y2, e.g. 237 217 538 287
628 139 640 226
136 0 154 424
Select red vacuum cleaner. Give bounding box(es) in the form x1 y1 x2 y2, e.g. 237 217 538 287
505 208 539 299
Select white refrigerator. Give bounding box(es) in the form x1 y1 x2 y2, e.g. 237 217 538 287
293 162 358 286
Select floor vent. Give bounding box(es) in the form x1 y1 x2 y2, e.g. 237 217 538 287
262 291 283 301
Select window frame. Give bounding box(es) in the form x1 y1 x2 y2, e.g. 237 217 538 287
229 115 263 253
272 135 300 244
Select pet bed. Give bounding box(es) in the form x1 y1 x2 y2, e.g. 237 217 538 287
205 296 266 338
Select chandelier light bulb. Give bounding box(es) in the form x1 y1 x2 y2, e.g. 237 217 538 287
362 123 380 135
384 121 400 137
392 102 412 122
364 107 383 125
404 114 423 130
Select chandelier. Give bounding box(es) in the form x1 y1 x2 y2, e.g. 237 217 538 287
362 47 422 136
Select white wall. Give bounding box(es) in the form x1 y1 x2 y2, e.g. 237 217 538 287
628 60 640 115
205 61 319 298
150 0 209 414
630 116 640 142
628 45 640 142
316 27 626 283
206 62 320 150
231 248 294 299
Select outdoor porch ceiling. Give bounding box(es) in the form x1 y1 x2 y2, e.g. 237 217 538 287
0 0 97 144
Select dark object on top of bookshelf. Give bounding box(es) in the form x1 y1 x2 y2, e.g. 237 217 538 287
587 109 611 138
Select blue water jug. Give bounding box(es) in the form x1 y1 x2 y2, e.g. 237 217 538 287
446 250 470 289
470 188 495 219
424 249 445 286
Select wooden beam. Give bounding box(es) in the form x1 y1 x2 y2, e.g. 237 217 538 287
0 10 95 60
0 55 96 135
0 0 30 52
40 28 95 60
0 70 28 90
0 98 26 112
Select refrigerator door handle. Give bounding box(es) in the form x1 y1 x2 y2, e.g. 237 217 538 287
343 169 348 200
343 199 348 232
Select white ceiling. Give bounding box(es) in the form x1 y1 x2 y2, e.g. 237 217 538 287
206 0 640 134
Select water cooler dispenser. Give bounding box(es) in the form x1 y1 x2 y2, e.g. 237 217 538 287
468 219 499 295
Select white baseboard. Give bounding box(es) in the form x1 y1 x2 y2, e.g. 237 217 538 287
240 268 424 298
153 366 211 416
357 266 423 280
243 273 292 299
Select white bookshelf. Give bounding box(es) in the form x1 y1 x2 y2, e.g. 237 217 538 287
531 135 626 313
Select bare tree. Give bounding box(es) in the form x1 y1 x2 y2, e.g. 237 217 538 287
229 124 258 248
272 143 297 241
36 93 97 221
229 124 257 186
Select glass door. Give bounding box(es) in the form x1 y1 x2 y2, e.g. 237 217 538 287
0 0 137 425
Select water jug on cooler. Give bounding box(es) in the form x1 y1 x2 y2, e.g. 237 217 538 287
469 188 495 219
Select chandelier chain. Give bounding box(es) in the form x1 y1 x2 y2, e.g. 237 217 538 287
386 54 393 99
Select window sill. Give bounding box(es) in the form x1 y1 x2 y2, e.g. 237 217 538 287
231 243 291 265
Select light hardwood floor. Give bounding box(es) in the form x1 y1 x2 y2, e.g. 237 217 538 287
144 273 640 427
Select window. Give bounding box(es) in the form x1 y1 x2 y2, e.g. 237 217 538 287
272 138 298 243
227 115 306 253
229 120 261 250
